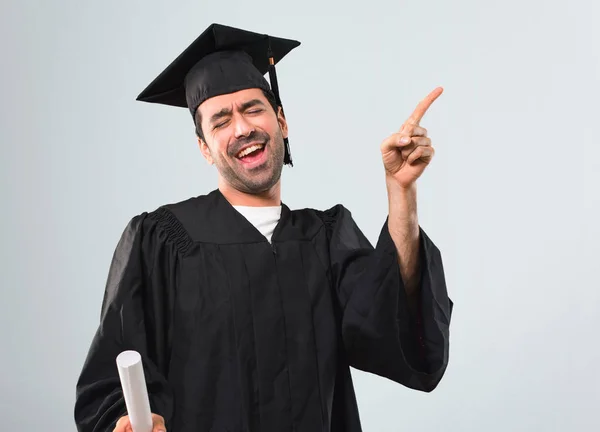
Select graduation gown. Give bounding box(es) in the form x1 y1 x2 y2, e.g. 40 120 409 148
74 189 453 432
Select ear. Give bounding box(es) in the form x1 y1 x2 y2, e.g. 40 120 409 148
197 137 214 165
277 106 288 139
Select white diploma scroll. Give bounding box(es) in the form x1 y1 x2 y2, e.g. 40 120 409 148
116 350 153 432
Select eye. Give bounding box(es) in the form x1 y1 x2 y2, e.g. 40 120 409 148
247 109 263 115
213 120 229 130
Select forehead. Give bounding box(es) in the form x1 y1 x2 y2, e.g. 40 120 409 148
198 88 266 116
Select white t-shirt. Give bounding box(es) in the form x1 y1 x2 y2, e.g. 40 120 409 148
233 205 282 243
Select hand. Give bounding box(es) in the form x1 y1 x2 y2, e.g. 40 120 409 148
113 413 166 432
380 87 443 188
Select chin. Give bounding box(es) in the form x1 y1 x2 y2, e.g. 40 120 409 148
243 178 278 194
241 169 281 193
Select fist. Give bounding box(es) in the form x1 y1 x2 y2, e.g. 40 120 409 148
113 413 166 432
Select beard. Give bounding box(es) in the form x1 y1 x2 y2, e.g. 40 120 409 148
212 128 285 195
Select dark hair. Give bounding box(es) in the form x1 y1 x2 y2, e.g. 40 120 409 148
194 88 279 141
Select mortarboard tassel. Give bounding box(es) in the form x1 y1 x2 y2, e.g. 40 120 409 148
267 39 293 166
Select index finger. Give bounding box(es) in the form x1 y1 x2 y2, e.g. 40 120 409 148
406 87 444 126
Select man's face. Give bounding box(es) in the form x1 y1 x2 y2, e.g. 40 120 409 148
197 88 288 195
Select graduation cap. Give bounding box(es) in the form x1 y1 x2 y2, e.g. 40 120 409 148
136 23 301 165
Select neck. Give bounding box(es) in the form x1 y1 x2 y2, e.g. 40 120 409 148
218 179 281 207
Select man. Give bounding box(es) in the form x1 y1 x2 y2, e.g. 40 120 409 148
74 23 453 432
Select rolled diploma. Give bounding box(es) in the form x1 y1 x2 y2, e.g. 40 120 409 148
116 350 153 432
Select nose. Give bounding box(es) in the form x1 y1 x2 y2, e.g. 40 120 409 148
233 113 254 138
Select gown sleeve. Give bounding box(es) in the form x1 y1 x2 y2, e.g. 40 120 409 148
319 204 453 392
74 211 177 431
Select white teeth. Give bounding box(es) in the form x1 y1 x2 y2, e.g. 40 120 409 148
237 144 264 158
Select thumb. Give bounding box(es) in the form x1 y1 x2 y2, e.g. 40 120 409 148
152 413 166 432
381 133 411 154
113 415 132 432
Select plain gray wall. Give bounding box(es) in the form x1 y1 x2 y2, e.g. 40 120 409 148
1 0 598 430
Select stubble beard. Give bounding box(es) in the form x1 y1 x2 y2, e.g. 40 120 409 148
216 128 285 195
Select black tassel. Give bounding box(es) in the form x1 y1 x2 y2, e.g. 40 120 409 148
267 38 293 166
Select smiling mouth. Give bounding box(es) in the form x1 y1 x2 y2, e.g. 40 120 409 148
236 142 266 159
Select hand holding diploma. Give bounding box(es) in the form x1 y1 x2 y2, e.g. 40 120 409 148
114 351 167 432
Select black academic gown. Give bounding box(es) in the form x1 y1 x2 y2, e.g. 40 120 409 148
74 189 453 432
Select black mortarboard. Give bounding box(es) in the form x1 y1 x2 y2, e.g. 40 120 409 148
136 23 301 165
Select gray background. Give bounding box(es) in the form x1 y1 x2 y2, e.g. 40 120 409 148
1 0 598 430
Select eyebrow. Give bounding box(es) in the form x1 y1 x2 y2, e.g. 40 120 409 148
209 99 267 124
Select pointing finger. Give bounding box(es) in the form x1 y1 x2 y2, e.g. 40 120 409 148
405 87 443 126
